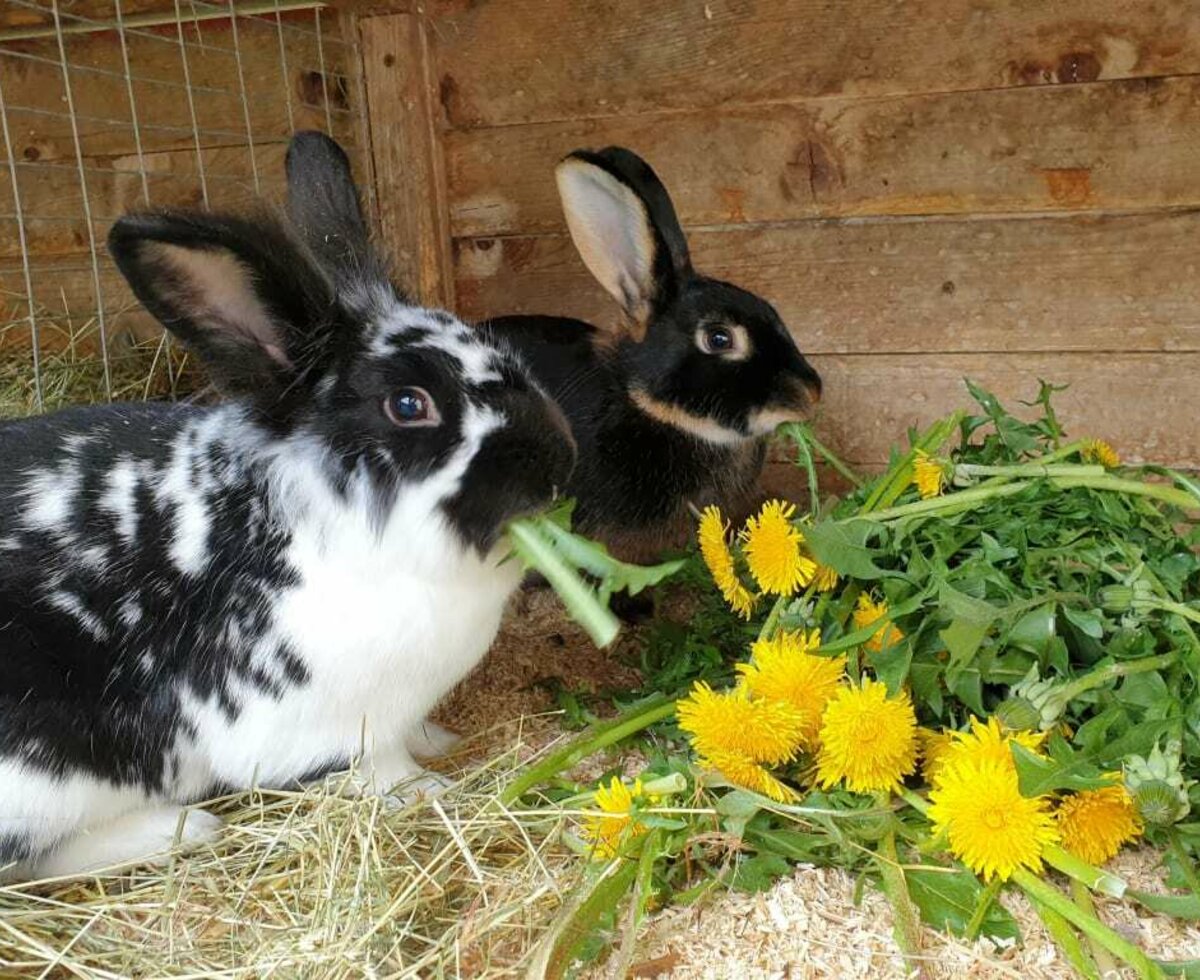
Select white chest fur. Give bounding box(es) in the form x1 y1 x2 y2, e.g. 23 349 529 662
182 449 521 789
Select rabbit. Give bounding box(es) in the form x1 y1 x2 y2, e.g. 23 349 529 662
0 132 575 882
479 147 823 564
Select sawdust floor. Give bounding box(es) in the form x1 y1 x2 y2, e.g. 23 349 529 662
436 589 1200 979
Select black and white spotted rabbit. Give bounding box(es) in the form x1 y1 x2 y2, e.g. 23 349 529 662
0 132 575 881
483 147 823 561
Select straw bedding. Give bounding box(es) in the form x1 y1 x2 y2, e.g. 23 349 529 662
2 588 1197 978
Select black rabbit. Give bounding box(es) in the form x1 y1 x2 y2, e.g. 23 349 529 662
480 147 822 562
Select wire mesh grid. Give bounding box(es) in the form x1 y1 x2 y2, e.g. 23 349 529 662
0 0 371 415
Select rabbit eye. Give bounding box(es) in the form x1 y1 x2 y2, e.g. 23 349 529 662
384 387 440 427
696 324 749 358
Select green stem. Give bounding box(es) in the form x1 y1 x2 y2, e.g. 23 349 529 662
757 596 789 643
1054 653 1180 707
499 696 677 805
797 425 865 488
955 463 1105 479
1043 844 1128 899
876 828 928 978
965 877 1002 940
1036 439 1088 464
1049 475 1198 511
1012 868 1164 979
1035 897 1101 980
791 425 821 516
850 482 1031 523
1073 877 1120 978
1145 598 1200 626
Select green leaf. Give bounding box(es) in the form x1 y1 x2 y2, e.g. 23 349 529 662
746 828 831 863
508 519 620 648
530 859 638 979
1011 741 1113 796
733 853 793 893
803 520 892 580
1062 605 1105 639
907 867 1022 942
1007 604 1057 656
1129 889 1200 920
940 619 991 671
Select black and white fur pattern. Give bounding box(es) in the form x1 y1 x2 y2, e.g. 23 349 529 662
0 133 575 881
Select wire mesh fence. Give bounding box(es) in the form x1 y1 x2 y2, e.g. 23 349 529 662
0 0 370 416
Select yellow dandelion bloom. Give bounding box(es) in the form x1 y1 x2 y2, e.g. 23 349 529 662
1056 782 1142 865
700 748 799 803
812 562 840 592
942 716 1046 773
912 450 947 499
816 678 918 794
697 506 756 619
677 681 806 765
929 756 1059 881
853 594 904 653
582 777 647 860
1082 439 1120 469
741 500 816 596
738 630 845 751
919 727 954 783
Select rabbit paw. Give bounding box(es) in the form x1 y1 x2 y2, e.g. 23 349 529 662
405 720 462 761
27 805 222 881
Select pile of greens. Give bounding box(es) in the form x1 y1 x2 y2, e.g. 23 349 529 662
505 381 1200 979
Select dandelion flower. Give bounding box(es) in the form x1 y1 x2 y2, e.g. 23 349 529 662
582 777 647 859
812 562 840 592
1083 439 1120 469
942 716 1045 772
738 630 845 750
912 450 948 499
697 506 755 618
853 594 904 653
929 756 1058 881
817 678 918 793
677 681 806 765
919 727 954 783
1056 782 1141 865
741 500 816 596
700 748 799 803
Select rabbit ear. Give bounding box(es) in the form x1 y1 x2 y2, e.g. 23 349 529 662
285 130 388 293
108 211 343 407
555 147 692 340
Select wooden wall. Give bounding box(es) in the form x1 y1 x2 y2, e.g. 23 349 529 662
358 0 1200 472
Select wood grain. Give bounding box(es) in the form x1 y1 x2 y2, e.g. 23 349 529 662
360 12 453 306
454 210 1200 356
808 353 1200 467
426 0 1200 130
444 75 1200 236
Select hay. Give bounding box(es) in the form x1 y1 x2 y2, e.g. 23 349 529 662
0 300 200 417
0 731 582 979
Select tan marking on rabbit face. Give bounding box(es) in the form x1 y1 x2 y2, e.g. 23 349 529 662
629 388 746 446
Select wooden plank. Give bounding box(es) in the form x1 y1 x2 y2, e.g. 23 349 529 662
454 211 1200 356
809 353 1200 467
425 0 1200 130
444 75 1200 236
1 11 356 162
360 13 453 306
